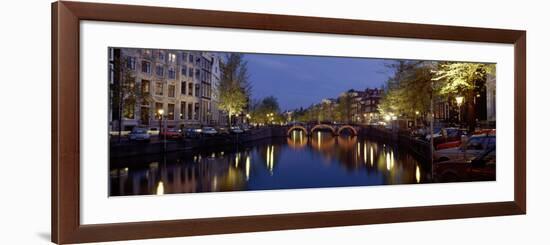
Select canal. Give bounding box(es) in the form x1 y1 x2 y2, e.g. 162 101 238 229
110 131 430 196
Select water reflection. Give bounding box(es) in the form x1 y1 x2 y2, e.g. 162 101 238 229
110 131 428 196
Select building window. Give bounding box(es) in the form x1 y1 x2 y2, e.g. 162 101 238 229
181 65 187 76
168 84 175 97
141 80 150 95
155 82 163 96
168 53 177 63
195 57 200 65
123 103 135 119
126 57 136 70
187 103 193 120
189 68 193 78
180 102 186 120
156 65 164 77
181 52 187 63
195 84 200 97
158 51 165 62
141 61 151 73
188 82 193 96
195 69 200 78
189 54 194 63
167 104 175 120
140 106 150 124
181 81 186 95
154 102 163 119
168 67 176 79
194 103 199 120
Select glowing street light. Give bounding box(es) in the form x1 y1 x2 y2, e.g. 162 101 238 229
455 96 464 106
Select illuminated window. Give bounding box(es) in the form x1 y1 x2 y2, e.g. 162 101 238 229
167 104 175 120
168 53 177 63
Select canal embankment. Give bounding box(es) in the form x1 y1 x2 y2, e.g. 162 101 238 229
360 126 431 166
110 127 287 158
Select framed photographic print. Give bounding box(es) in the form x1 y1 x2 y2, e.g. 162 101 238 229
52 1 526 244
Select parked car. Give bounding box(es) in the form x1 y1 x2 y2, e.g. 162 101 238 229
434 147 496 182
434 134 496 162
201 127 218 135
215 126 229 135
230 126 244 134
159 128 182 140
436 139 463 150
436 129 496 150
183 128 201 138
426 127 468 146
128 127 151 141
240 124 251 132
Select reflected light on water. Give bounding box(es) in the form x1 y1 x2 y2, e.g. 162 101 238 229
110 133 428 196
386 152 391 170
363 143 367 164
245 155 251 180
317 131 321 148
266 145 275 174
156 181 164 195
370 146 374 166
390 151 394 169
416 165 421 183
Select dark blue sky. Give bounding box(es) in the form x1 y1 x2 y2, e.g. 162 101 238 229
242 53 391 111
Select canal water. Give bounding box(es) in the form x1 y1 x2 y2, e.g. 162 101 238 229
110 131 429 196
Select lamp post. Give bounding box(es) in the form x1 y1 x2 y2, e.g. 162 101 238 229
455 96 464 124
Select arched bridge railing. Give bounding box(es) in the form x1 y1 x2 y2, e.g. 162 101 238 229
287 125 308 136
310 124 336 135
337 125 358 136
286 124 358 136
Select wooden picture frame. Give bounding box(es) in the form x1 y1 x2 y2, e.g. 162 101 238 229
52 1 526 244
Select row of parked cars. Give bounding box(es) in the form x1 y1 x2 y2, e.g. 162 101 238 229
428 128 496 182
127 125 251 141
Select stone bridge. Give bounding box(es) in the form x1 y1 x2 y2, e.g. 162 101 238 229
287 124 359 136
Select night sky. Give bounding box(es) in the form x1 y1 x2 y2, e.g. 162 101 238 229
241 53 392 111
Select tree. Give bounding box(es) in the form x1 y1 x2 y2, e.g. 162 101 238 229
249 96 280 125
378 61 433 119
111 54 138 142
218 53 250 127
432 62 495 131
336 93 353 124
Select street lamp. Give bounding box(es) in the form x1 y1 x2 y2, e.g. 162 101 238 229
455 96 464 123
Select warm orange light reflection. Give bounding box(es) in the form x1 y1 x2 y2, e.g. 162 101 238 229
156 181 165 195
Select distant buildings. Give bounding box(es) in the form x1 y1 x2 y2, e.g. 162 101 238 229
340 88 384 123
108 48 226 131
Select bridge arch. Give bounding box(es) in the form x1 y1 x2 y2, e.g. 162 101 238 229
310 124 336 135
287 125 308 136
337 125 358 136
